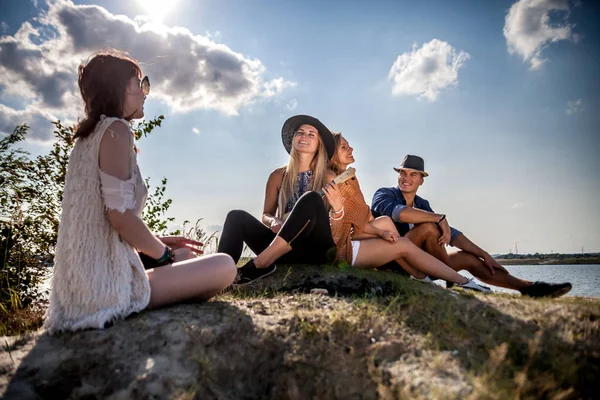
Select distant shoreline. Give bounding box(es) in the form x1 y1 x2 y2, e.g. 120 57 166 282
494 257 600 266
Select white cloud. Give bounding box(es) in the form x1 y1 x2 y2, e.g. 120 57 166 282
0 22 8 33
262 77 297 97
286 98 298 111
566 99 583 115
0 0 294 140
192 127 200 134
504 0 578 69
388 39 470 102
0 104 60 142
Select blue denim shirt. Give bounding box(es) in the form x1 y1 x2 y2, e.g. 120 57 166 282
371 186 462 244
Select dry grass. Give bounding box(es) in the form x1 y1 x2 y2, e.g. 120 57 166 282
0 305 45 337
2 264 598 399
221 264 600 399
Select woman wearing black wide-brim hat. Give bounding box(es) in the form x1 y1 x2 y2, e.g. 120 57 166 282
218 115 342 284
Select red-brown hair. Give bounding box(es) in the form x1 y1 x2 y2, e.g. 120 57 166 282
74 49 142 139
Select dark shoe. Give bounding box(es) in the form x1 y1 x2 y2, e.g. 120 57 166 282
236 259 277 285
520 281 572 298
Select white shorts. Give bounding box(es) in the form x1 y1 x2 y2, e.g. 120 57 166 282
350 240 361 266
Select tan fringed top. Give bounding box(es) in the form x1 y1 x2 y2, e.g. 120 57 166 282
330 175 371 264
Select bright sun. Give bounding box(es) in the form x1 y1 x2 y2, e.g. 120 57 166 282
137 0 178 22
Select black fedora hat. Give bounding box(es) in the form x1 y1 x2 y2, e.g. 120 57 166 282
393 154 429 177
281 115 335 160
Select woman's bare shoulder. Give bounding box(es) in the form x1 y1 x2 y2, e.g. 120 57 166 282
269 167 286 179
265 167 286 189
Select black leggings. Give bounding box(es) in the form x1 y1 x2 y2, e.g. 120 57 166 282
217 191 336 265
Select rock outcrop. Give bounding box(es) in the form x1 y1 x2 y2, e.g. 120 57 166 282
2 266 599 399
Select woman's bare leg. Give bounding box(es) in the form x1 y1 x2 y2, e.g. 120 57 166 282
361 216 431 279
352 217 425 277
353 237 469 284
394 257 427 278
146 253 237 309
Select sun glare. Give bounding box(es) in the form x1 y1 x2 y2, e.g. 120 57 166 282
137 0 178 22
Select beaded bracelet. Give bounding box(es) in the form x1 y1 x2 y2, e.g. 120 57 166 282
329 206 344 216
330 209 345 221
155 245 175 267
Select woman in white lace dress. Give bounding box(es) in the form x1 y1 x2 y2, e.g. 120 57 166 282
44 50 237 333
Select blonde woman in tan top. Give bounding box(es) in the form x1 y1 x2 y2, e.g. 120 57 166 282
326 133 491 293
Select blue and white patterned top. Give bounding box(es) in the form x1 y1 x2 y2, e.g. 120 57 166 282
281 170 313 214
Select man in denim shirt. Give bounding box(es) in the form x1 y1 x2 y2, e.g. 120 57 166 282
371 155 572 298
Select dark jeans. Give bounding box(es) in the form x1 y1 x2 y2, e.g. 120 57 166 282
217 191 336 265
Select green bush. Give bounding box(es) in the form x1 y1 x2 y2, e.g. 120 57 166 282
0 122 70 312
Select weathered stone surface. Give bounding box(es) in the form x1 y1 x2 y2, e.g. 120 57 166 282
1 296 383 400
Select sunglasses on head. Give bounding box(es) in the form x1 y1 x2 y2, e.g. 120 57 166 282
141 76 150 96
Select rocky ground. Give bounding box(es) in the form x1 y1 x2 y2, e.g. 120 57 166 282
1 265 599 399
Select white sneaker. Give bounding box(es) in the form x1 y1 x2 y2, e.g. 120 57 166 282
456 277 492 294
410 275 434 284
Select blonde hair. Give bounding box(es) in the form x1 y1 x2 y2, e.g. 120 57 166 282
277 134 329 218
328 132 344 174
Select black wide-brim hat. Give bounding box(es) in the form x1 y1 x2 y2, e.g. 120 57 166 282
393 154 429 177
281 115 335 160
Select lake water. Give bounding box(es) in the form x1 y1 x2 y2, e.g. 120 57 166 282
41 264 600 298
456 264 600 298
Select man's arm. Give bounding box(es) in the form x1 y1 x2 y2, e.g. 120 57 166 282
397 207 443 224
371 188 406 221
415 199 454 245
371 188 443 223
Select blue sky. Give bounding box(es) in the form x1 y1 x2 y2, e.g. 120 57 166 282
1 0 599 254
